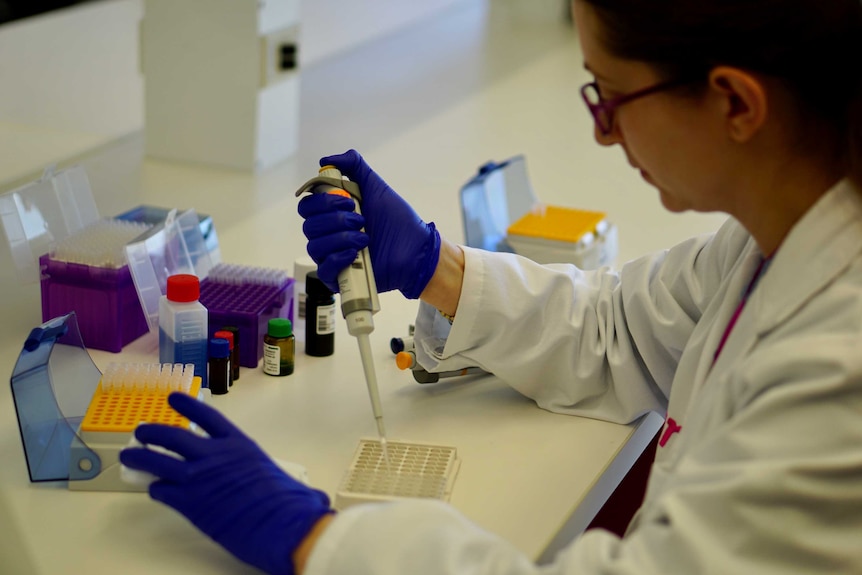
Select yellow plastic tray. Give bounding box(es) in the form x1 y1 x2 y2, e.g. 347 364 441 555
81 377 201 433
507 205 606 243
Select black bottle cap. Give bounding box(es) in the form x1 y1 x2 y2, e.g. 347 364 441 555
221 325 240 345
306 270 333 299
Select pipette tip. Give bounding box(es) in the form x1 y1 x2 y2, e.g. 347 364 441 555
379 435 392 473
376 417 392 473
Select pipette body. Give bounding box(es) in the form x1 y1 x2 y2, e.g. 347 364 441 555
296 168 389 460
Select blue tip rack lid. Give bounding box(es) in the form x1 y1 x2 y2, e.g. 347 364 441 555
458 155 539 253
10 313 102 482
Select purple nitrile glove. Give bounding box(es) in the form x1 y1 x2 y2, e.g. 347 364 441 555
298 149 441 299
119 392 332 575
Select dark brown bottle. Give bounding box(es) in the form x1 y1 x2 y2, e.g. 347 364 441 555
305 270 335 356
208 338 230 395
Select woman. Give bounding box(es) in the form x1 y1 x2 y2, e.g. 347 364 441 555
122 1 862 573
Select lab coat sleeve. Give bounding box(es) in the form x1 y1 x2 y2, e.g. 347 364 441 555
569 308 862 574
304 313 862 575
414 217 748 423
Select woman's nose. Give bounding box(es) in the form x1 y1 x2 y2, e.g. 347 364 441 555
594 121 622 147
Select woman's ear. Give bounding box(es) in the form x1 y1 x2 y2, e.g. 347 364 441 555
708 66 768 143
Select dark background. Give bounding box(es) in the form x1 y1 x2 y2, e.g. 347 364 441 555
0 0 96 25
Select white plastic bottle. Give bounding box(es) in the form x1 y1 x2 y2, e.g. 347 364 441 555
159 274 209 387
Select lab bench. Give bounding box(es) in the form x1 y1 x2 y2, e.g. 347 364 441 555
0 1 723 572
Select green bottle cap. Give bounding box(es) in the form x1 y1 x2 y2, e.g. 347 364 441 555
268 318 293 338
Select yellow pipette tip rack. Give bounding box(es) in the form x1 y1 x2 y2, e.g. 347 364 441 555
507 205 607 243
81 363 202 433
67 362 203 492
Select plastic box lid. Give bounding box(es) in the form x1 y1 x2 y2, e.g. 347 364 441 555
116 204 221 270
0 165 101 283
0 165 215 334
125 208 214 332
459 155 539 253
9 313 102 482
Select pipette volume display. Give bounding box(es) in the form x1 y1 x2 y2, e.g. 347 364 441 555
296 168 389 464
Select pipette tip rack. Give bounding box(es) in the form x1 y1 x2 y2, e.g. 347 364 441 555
69 362 202 492
40 219 153 352
200 262 294 368
81 362 200 433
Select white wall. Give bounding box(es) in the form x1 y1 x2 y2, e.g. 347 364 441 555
300 0 467 67
0 0 144 136
0 0 469 186
0 0 143 186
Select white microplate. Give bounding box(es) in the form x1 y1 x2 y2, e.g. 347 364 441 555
335 438 461 510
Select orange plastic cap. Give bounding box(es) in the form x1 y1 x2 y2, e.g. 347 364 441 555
395 351 415 370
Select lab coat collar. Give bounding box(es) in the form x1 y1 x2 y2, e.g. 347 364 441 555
751 178 862 335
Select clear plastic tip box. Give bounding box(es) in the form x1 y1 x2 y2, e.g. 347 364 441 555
0 166 152 352
459 155 618 269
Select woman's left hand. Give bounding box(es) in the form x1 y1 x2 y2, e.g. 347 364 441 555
120 392 334 575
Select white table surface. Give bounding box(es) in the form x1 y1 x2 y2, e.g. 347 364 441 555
0 2 726 572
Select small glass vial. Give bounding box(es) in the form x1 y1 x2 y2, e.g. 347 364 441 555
263 318 295 376
220 326 241 380
214 329 238 384
305 270 335 357
208 338 231 395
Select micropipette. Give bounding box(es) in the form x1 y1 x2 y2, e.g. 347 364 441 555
296 167 391 468
395 349 489 383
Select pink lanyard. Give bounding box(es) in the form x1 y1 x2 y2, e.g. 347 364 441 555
712 256 772 365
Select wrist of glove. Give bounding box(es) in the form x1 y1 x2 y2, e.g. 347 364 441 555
298 149 441 299
119 393 333 575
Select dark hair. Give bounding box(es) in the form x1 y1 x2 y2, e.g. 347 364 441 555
580 0 862 189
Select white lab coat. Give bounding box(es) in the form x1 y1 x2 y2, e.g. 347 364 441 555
306 179 862 574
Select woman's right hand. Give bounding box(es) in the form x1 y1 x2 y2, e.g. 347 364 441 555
298 149 441 299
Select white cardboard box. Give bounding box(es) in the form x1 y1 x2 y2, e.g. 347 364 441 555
141 0 300 171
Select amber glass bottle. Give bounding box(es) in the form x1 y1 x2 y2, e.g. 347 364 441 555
263 318 295 376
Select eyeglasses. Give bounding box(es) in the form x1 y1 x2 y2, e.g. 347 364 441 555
580 78 691 135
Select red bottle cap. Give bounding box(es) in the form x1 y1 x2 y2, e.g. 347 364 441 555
214 330 234 350
166 274 200 302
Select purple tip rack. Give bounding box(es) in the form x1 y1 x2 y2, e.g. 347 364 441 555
38 255 294 362
199 264 294 368
39 254 149 353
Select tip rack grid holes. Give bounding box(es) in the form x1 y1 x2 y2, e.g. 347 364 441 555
335 438 461 510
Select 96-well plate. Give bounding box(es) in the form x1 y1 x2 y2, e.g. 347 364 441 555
334 438 460 510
